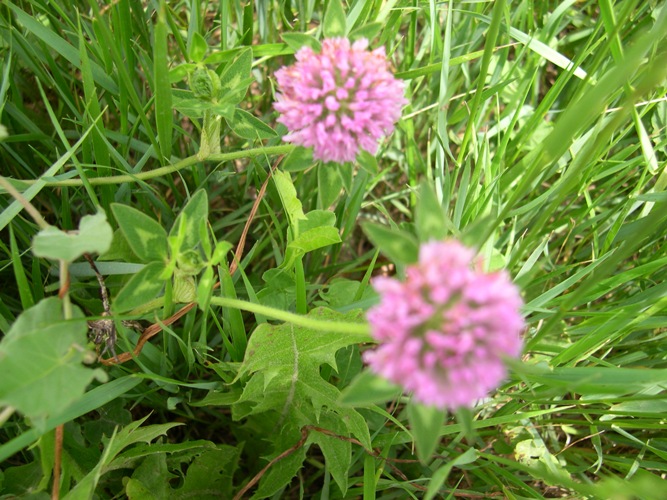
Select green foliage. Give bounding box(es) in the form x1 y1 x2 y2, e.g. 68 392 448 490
0 298 103 427
2 0 667 498
32 211 113 263
231 307 371 495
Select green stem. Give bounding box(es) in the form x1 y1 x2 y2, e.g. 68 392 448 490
11 144 295 188
208 296 371 337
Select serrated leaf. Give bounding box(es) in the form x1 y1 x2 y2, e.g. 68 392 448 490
111 204 168 263
228 108 278 139
323 0 347 38
33 211 113 263
112 262 166 313
0 298 102 426
218 48 253 104
170 190 208 254
173 447 241 497
361 222 419 265
308 412 351 495
407 401 446 464
234 307 372 450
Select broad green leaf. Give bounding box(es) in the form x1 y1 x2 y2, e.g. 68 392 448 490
288 226 341 254
323 0 347 37
218 48 253 104
0 376 142 463
188 32 208 63
282 146 315 172
32 211 113 263
273 169 307 230
300 209 337 233
361 222 419 265
169 190 208 254
339 370 403 406
233 307 372 450
281 210 341 269
415 180 451 241
318 163 344 209
407 401 446 463
111 204 168 263
112 262 166 313
172 95 235 120
0 298 104 427
348 22 383 41
228 108 278 139
281 33 322 53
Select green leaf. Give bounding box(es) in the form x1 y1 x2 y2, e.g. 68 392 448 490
407 401 445 464
170 190 208 254
228 108 278 139
172 95 235 120
281 33 321 53
171 447 240 498
415 180 451 242
154 2 173 162
348 22 383 41
218 48 253 104
424 448 478 500
339 370 403 406
113 262 166 313
273 169 307 230
318 163 344 209
282 146 315 172
32 211 113 263
233 307 371 451
111 204 169 263
289 226 341 255
188 32 208 63
0 298 103 427
282 210 342 269
64 416 182 500
308 412 351 495
361 222 419 265
323 0 347 38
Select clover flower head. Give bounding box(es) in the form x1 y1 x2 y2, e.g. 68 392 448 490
274 38 407 164
363 240 524 410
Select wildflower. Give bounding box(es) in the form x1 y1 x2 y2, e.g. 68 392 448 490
363 241 524 410
274 38 407 164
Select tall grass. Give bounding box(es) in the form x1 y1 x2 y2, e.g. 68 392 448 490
1 0 667 498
